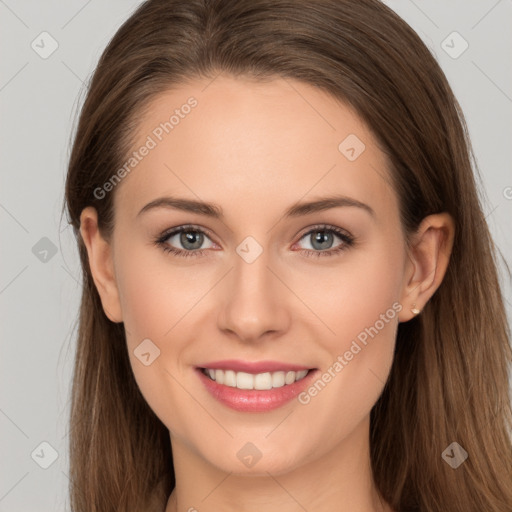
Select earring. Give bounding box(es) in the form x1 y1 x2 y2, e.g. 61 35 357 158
411 303 421 315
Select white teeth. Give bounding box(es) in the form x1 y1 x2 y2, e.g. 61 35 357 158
236 372 254 389
272 371 285 388
224 370 237 387
254 372 272 390
203 368 310 390
296 370 308 380
285 371 296 385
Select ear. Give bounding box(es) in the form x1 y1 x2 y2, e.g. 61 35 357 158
398 212 455 322
79 206 123 323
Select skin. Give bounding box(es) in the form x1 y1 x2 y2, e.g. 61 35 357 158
80 74 454 512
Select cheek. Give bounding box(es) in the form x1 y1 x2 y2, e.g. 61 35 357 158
116 277 189 438
300 233 405 346
115 244 182 341
338 240 404 370
112 244 205 433
294 237 403 427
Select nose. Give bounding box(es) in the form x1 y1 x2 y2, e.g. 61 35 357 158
216 246 291 343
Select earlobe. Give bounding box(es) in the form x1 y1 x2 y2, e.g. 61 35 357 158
398 213 455 322
79 207 123 323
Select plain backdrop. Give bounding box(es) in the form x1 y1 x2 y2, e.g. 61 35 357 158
1 1 511 510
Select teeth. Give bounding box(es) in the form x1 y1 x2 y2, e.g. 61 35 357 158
203 368 309 390
272 371 285 388
237 372 255 389
285 371 296 385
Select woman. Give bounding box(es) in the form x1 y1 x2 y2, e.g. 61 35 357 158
64 0 512 511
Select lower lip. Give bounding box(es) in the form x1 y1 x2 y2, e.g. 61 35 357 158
196 368 318 412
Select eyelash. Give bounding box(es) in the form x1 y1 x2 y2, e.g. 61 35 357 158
154 224 355 259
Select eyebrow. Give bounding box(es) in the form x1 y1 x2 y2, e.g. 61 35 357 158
137 194 375 219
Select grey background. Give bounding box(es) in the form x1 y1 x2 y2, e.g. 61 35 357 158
1 1 511 510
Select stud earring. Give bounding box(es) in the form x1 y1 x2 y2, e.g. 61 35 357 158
411 303 421 315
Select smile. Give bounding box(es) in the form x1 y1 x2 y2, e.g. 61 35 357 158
201 368 310 390
196 363 318 412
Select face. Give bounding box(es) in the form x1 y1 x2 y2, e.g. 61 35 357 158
98 74 414 475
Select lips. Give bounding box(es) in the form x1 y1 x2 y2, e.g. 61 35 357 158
195 359 318 412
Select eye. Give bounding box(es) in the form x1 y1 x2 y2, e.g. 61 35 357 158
293 224 355 258
154 225 215 258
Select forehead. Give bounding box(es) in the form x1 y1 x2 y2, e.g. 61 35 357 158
113 74 397 224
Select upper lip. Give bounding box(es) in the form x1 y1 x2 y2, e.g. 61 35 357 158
197 359 315 374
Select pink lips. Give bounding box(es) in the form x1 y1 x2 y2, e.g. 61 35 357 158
195 359 317 412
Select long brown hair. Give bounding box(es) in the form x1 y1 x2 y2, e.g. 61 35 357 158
63 1 512 510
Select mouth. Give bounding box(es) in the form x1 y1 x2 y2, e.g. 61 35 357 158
199 367 312 390
200 368 313 391
195 361 318 412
